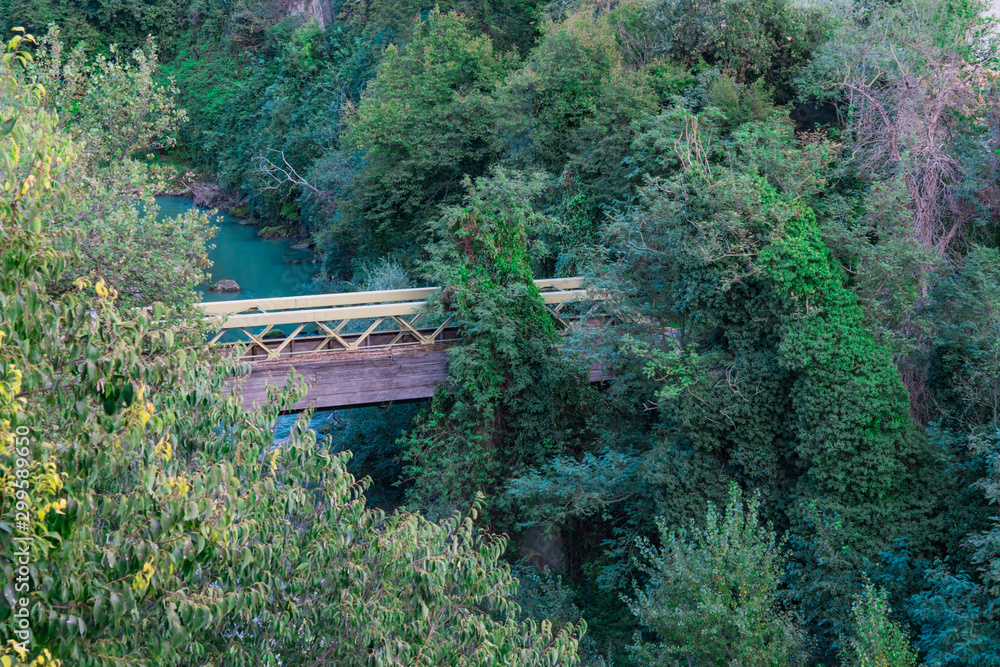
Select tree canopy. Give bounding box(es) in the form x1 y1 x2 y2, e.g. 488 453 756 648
3 0 1000 665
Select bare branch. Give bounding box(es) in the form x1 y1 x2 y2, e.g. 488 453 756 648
252 149 324 198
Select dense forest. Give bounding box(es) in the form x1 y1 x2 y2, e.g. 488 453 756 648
2 0 1000 664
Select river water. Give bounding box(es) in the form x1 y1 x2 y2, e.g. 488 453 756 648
155 195 318 301
156 196 336 438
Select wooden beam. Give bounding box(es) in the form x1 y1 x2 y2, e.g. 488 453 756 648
231 344 453 411
534 277 585 290
230 341 612 413
217 300 430 329
198 277 585 317
208 290 588 331
199 286 440 316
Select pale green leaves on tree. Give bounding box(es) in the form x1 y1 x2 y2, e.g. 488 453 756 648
626 485 805 666
27 27 186 163
3 29 212 308
841 584 918 667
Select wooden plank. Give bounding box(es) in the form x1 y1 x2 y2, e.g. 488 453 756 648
199 286 440 316
214 300 430 328
230 340 612 413
534 277 584 290
540 290 590 305
231 344 453 411
199 278 585 317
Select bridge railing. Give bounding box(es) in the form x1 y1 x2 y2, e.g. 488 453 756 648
199 277 596 361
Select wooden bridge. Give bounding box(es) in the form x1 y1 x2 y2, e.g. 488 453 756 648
199 278 605 412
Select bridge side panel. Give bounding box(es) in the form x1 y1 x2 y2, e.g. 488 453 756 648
232 345 452 411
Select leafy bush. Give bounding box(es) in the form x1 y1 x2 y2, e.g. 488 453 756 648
842 584 918 667
627 485 805 666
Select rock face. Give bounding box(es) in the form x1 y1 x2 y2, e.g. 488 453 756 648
210 279 241 293
286 0 333 28
290 241 311 250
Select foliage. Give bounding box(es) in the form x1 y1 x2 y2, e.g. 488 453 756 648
906 563 1000 666
925 248 1000 429
842 583 918 667
818 180 937 362
783 507 871 663
401 168 592 519
626 485 805 666
502 4 656 172
797 0 1000 257
324 403 423 509
218 18 373 226
342 0 546 54
647 0 831 95
348 256 413 292
513 565 610 667
0 65 584 666
500 4 658 267
967 429 1000 597
334 8 513 263
28 31 187 163
1 0 190 55
1 30 213 309
7 0 1000 663
603 105 940 553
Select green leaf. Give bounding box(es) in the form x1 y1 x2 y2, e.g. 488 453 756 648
0 113 17 136
110 592 122 616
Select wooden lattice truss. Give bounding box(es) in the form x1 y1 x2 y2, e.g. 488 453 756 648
200 278 602 361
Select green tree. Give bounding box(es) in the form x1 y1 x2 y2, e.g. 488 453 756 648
343 0 545 54
502 5 656 173
626 485 804 666
0 60 583 667
28 30 187 163
11 29 212 309
333 8 512 263
903 427 1000 665
924 247 1000 429
1 0 190 55
602 106 940 553
647 0 829 93
842 584 918 667
401 168 593 519
500 4 658 269
906 561 1000 666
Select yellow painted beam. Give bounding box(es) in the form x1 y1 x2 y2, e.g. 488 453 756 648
198 286 439 316
208 290 589 330
215 300 431 329
198 277 584 316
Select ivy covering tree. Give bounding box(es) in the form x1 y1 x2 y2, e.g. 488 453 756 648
402 168 593 519
600 106 939 552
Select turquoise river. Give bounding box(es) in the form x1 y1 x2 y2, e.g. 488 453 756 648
155 195 318 301
155 196 330 438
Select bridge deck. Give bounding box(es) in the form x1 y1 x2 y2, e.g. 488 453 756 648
234 343 454 411
230 330 610 412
